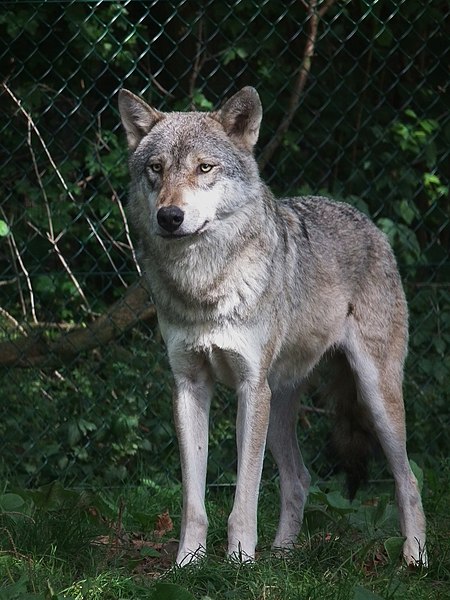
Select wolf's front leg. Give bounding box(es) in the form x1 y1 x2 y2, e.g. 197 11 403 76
172 368 213 566
228 380 271 561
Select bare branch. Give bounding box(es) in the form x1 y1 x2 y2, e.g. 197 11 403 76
115 191 142 276
1 215 26 316
189 15 206 107
85 215 128 287
0 207 37 324
27 122 90 310
4 83 90 309
0 306 27 335
258 0 337 170
318 0 337 18
94 120 141 276
3 83 77 203
146 75 175 99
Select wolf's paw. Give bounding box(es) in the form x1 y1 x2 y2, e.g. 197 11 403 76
175 545 206 567
403 538 428 569
227 541 255 564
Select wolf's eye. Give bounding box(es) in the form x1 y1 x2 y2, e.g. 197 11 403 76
199 163 213 174
149 163 162 173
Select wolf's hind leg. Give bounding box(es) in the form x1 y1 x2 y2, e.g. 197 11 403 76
267 387 311 549
344 329 427 567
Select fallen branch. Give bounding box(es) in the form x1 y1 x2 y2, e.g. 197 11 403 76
258 0 336 171
0 281 156 368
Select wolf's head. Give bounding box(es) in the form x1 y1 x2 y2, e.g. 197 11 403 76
118 87 263 240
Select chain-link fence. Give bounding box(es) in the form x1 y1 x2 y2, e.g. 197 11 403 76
1 0 449 489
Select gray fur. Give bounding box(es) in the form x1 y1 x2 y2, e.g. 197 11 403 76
118 87 427 567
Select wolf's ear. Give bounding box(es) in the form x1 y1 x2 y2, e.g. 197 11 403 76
216 86 262 152
118 90 163 151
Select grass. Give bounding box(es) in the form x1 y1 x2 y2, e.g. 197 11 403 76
0 464 449 600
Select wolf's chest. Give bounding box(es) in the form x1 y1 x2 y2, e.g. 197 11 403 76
159 318 270 390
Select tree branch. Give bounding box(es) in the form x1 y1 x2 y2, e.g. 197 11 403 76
0 281 156 368
189 14 206 106
258 0 336 171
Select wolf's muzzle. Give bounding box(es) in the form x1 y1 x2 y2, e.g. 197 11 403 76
157 205 184 233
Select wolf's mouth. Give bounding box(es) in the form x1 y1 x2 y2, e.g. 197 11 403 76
159 220 209 240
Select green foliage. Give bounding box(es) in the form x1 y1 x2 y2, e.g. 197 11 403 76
149 583 196 600
1 473 448 599
0 335 176 486
352 586 383 600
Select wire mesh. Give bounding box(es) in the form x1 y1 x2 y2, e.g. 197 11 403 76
0 0 449 488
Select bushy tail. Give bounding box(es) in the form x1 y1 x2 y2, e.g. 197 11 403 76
324 352 379 500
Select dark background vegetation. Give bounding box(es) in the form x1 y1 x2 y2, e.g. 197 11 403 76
0 0 449 490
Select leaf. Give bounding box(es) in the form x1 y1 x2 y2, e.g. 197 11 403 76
222 49 236 64
369 495 398 530
324 490 356 514
150 583 196 600
0 219 9 236
191 91 213 110
154 510 174 537
0 493 25 512
395 199 417 225
0 574 46 599
405 108 417 119
140 546 161 558
384 536 405 562
222 46 248 65
67 421 81 447
352 585 384 600
423 172 441 187
377 217 396 244
396 224 421 263
77 417 97 434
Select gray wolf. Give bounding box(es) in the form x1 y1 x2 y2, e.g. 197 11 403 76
118 86 427 567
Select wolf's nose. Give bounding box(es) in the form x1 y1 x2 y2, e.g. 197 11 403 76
157 206 185 233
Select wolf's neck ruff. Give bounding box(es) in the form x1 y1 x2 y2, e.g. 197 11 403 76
143 186 280 326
